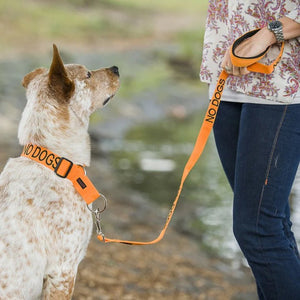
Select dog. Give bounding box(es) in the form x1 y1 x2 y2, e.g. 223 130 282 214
0 45 120 299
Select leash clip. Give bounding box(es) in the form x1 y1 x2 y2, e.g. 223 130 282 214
87 193 107 241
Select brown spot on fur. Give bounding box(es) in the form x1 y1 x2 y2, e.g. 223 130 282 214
22 68 46 88
29 237 38 244
55 103 70 130
61 275 75 296
27 199 33 205
18 211 25 218
68 280 75 297
43 275 75 300
32 132 46 143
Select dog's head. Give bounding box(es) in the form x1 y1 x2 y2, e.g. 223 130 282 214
18 45 120 160
22 44 120 111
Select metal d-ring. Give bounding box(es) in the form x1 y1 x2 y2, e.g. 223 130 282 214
87 193 108 239
87 193 107 214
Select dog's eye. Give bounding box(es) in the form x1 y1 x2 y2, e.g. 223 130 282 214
87 71 91 79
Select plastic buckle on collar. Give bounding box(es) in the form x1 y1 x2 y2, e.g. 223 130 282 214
54 157 73 178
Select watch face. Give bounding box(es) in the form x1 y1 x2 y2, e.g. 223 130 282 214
269 20 282 30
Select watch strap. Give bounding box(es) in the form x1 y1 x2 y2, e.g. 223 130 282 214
268 21 284 43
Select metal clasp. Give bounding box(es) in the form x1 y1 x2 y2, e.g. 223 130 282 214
87 193 107 241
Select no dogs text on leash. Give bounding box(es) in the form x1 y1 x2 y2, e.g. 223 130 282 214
22 29 284 246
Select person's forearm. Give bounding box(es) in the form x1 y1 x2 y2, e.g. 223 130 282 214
260 17 300 47
280 16 300 41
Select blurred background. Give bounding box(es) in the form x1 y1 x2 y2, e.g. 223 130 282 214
1 1 299 299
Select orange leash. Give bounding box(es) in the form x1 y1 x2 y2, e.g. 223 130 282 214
102 70 228 245
21 29 284 245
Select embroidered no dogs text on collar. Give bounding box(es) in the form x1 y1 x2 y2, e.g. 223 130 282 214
21 144 100 205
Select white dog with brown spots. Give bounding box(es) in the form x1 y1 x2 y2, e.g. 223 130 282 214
0 45 120 299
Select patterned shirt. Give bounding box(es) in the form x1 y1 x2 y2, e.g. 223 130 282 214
200 0 300 103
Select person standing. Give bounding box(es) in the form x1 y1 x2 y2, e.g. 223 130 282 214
200 1 300 299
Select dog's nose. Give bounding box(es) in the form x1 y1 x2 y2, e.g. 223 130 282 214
110 66 119 76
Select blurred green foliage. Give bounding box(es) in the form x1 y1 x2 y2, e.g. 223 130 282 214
0 0 207 54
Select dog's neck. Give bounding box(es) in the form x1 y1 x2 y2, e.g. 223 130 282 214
18 95 91 166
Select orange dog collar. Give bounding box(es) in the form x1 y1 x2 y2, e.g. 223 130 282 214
21 144 100 205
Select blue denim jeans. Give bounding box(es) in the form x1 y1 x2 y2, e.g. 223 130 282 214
213 101 300 299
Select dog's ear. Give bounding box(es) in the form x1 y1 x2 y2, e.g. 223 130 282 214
22 68 46 89
48 44 74 102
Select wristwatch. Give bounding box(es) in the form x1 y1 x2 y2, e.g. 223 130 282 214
267 20 284 43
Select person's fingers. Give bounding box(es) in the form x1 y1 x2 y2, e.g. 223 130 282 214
221 49 229 68
221 49 233 73
222 47 251 76
224 66 233 73
240 67 250 76
232 65 240 76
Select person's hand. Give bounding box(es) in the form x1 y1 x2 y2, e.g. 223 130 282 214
221 27 276 76
221 47 250 76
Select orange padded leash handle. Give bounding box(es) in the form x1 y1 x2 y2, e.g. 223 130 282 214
21 144 100 204
230 29 284 74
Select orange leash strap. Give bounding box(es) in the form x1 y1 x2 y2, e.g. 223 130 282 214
103 70 228 245
21 29 284 246
101 29 284 245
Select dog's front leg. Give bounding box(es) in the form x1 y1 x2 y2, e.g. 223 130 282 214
42 272 76 300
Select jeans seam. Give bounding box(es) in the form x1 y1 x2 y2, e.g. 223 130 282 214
256 105 288 221
263 106 288 186
255 105 288 298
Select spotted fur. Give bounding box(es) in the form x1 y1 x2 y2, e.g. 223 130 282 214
0 45 120 299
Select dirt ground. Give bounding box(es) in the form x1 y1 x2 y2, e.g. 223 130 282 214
72 160 257 300
74 221 257 300
73 236 256 300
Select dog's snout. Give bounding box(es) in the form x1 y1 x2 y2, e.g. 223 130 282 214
110 66 119 76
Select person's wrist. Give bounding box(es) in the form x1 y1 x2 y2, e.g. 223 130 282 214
261 26 277 46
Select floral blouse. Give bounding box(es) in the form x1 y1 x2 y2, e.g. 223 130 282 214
200 0 300 103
